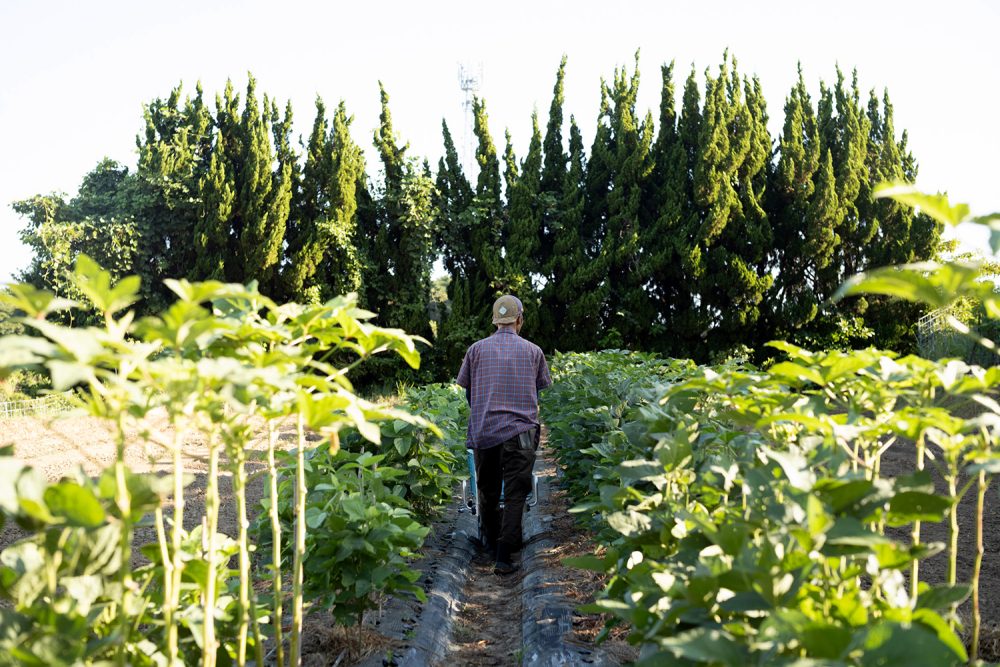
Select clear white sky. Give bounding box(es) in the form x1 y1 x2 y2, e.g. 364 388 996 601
1 0 998 283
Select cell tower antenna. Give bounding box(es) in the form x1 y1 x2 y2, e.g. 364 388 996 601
457 62 483 178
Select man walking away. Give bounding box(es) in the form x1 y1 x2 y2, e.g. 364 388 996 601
457 295 552 575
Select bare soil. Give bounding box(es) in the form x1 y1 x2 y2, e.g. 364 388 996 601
445 557 524 666
0 409 270 559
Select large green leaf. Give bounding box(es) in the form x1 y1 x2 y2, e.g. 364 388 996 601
886 492 951 526
658 627 749 666
874 183 970 226
916 584 971 611
43 482 105 528
860 621 963 666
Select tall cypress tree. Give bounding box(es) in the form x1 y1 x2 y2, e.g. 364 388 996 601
281 97 331 300
322 102 367 298
562 85 614 345
505 111 543 327
434 120 474 277
640 62 688 350
283 99 365 301
135 82 213 308
470 96 505 294
768 66 829 335
669 67 704 353
825 69 872 286
434 120 478 371
236 84 293 292
538 56 568 274
601 53 654 346
194 135 233 281
192 77 292 293
502 129 518 204
546 117 593 351
365 83 434 338
690 55 773 357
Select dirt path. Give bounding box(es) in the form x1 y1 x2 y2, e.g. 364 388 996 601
445 555 524 666
442 442 637 666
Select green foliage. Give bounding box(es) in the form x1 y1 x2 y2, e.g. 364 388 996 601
263 448 429 625
252 382 466 624
0 255 436 665
0 454 247 666
545 343 999 665
334 384 466 519
280 97 369 303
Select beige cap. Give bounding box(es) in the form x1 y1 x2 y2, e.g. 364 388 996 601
492 295 523 325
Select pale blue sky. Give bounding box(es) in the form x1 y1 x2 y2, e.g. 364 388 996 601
1 0 998 283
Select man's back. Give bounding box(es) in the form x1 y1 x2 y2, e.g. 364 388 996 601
457 329 551 449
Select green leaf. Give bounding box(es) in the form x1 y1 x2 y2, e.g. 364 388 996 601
886 492 952 526
912 608 968 663
25 320 104 363
0 282 79 318
965 458 1000 475
874 183 970 226
606 510 652 537
834 266 949 308
768 361 825 386
73 254 140 314
799 623 853 659
807 494 834 538
659 627 749 666
62 574 104 615
826 517 890 548
916 584 971 611
861 620 964 666
44 482 106 528
761 446 815 491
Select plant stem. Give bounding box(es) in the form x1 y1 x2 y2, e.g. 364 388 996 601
234 439 250 665
169 424 185 665
154 506 174 662
911 431 925 605
290 412 307 666
250 590 266 667
972 470 988 663
947 470 958 587
203 432 220 667
267 420 285 667
114 412 133 667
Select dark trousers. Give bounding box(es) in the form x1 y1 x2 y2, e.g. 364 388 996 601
474 434 536 560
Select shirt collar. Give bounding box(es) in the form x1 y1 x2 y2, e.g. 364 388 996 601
494 328 518 336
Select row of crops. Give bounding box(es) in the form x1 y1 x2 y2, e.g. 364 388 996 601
536 187 1000 666
541 346 1000 666
0 257 469 666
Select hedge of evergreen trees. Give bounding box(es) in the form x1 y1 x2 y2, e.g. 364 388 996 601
12 53 940 379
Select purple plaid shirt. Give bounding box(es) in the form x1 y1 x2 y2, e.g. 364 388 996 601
456 329 552 449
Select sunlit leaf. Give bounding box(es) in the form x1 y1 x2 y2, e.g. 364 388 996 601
874 182 970 226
